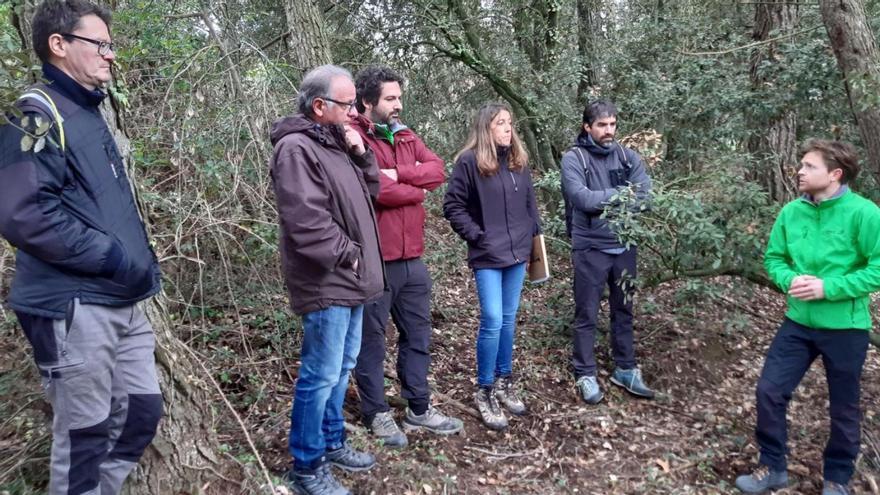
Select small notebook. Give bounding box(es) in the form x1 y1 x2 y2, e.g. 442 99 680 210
528 234 550 283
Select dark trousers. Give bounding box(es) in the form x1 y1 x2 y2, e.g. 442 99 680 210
755 318 869 485
354 258 433 421
571 247 638 377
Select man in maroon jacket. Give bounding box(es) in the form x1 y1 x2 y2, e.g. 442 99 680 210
352 65 463 447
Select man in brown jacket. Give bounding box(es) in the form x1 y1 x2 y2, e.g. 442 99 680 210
270 64 384 495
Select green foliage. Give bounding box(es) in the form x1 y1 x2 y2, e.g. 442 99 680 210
605 164 777 289
0 3 39 125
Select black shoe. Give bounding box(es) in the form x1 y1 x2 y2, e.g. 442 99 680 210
325 442 376 472
287 464 351 495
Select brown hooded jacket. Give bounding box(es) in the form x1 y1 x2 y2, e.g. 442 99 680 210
270 114 384 314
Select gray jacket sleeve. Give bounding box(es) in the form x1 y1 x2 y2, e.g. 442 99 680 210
560 151 617 214
624 148 652 209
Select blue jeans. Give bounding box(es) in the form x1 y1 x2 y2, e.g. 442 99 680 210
289 305 363 471
474 263 526 387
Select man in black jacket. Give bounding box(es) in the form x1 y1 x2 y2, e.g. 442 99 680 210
0 2 162 493
560 99 655 405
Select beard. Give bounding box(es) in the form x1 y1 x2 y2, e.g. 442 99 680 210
371 109 399 126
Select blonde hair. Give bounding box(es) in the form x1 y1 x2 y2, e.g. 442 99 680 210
454 103 528 176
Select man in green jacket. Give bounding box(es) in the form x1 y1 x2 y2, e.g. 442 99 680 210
736 139 880 495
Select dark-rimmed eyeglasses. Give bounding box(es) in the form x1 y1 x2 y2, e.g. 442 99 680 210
61 33 114 56
321 97 357 112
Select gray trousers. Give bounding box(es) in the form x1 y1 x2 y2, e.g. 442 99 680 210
16 299 163 495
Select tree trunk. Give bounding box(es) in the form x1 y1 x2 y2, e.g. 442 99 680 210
10 0 35 63
819 0 880 184
105 94 239 495
576 0 599 99
284 0 332 72
11 3 240 492
747 0 799 202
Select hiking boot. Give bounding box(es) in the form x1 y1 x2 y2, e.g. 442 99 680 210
575 375 603 404
734 465 789 493
823 481 851 495
367 411 408 448
325 442 376 472
610 367 655 399
494 375 527 416
403 405 464 435
474 386 508 431
287 464 351 495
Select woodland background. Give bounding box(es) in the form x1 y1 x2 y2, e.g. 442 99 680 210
2 0 880 493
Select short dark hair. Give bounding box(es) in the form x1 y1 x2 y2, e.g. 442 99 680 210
800 139 860 184
32 0 112 63
582 99 618 126
354 65 404 113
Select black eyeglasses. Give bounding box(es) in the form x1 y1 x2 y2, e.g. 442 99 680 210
61 33 114 56
321 97 357 112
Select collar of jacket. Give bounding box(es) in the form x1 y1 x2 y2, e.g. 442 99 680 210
356 114 410 143
800 184 850 207
496 145 512 165
576 132 614 156
313 122 349 150
42 62 107 108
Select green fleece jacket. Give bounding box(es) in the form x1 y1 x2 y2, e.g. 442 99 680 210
764 189 880 330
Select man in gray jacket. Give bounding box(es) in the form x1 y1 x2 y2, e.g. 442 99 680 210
560 99 655 405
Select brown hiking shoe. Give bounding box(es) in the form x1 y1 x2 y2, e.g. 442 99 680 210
475 386 508 431
494 375 527 416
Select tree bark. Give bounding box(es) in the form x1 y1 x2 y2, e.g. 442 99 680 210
284 0 332 72
10 0 35 63
576 0 600 99
819 0 880 184
105 92 238 495
747 0 799 202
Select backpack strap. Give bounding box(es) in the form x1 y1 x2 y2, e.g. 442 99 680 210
614 142 632 178
17 87 66 152
571 146 590 187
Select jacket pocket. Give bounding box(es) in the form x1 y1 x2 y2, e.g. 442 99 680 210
353 247 363 280
38 298 87 379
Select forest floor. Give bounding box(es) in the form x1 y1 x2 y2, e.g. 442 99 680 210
2 216 880 494
254 214 880 495
274 276 880 495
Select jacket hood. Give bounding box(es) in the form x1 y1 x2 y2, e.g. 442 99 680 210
576 132 614 156
270 113 348 149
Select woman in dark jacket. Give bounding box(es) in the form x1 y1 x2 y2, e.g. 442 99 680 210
443 103 541 430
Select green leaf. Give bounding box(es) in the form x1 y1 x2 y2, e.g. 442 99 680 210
20 134 33 152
